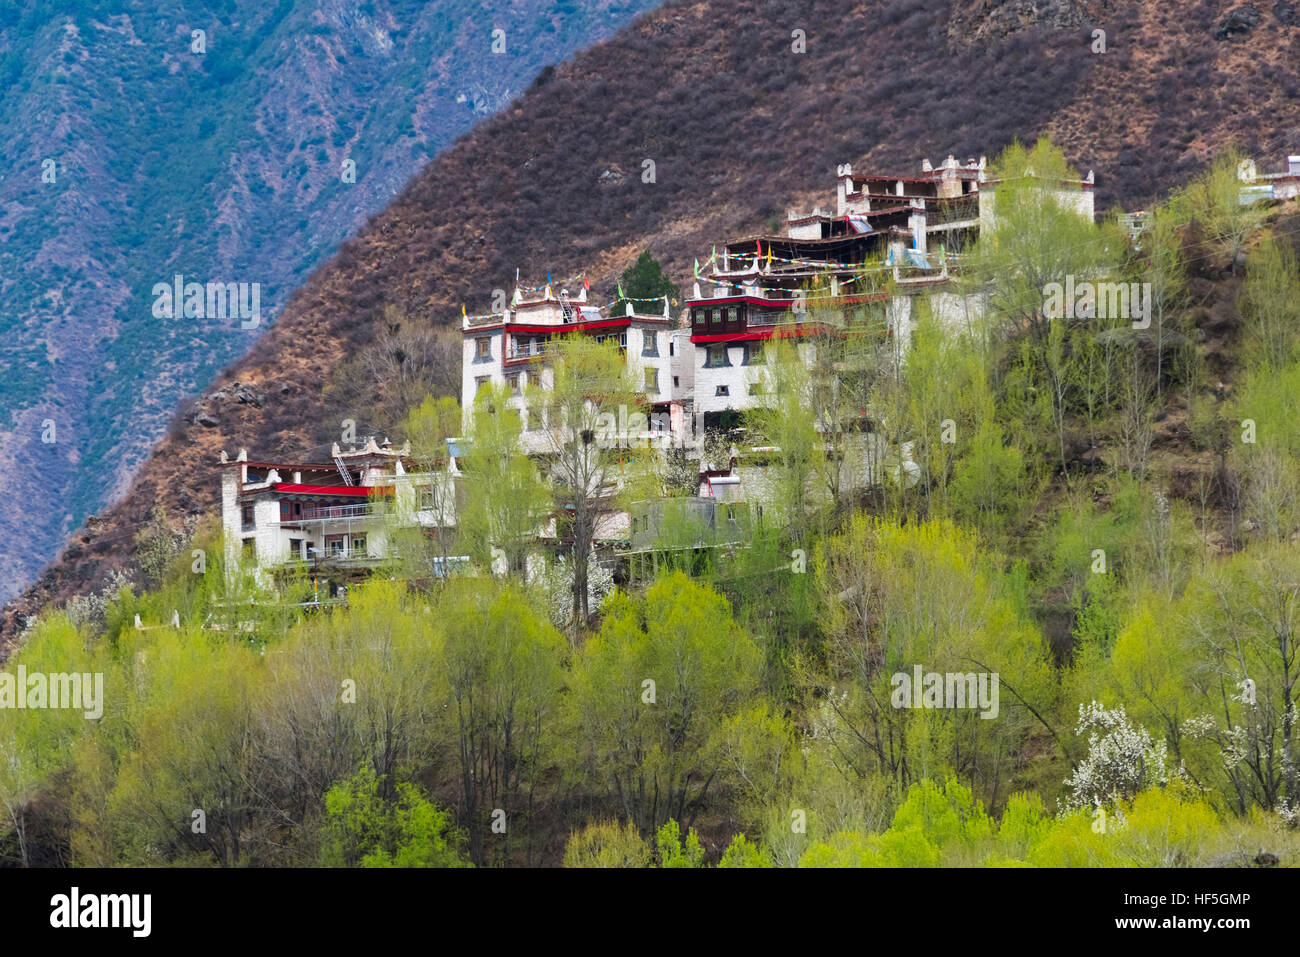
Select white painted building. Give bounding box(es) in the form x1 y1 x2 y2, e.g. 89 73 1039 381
461 282 691 454
1240 154 1300 202
218 438 458 586
684 154 1092 433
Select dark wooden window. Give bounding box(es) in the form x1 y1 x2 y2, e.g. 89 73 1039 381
704 345 731 368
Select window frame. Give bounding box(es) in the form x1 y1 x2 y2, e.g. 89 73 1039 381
704 344 732 368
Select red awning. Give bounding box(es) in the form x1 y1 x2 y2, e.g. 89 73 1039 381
273 484 392 497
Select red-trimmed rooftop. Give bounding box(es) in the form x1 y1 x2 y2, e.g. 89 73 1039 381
272 484 394 497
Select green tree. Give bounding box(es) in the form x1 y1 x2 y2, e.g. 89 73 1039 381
718 833 772 867
748 336 820 541
460 384 551 577
562 819 651 867
534 334 642 627
949 419 1027 537
320 765 469 868
107 626 265 866
973 137 1120 348
396 395 463 580
655 818 706 867
1240 234 1300 373
609 250 678 317
812 517 1055 801
569 572 764 833
1140 204 1190 402
438 579 567 865
1169 149 1258 275
1178 543 1300 813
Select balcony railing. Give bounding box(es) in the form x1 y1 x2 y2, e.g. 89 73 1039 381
287 503 379 522
507 341 549 360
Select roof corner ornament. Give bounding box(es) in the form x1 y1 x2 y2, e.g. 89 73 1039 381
220 449 228 464
236 448 247 462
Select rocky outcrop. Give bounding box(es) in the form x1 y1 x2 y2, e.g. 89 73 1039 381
1215 4 1262 40
947 0 1090 46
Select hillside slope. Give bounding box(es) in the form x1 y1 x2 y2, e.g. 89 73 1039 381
4 0 1299 646
0 0 662 602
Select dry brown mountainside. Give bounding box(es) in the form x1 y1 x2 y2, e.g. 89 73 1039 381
4 0 1300 646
